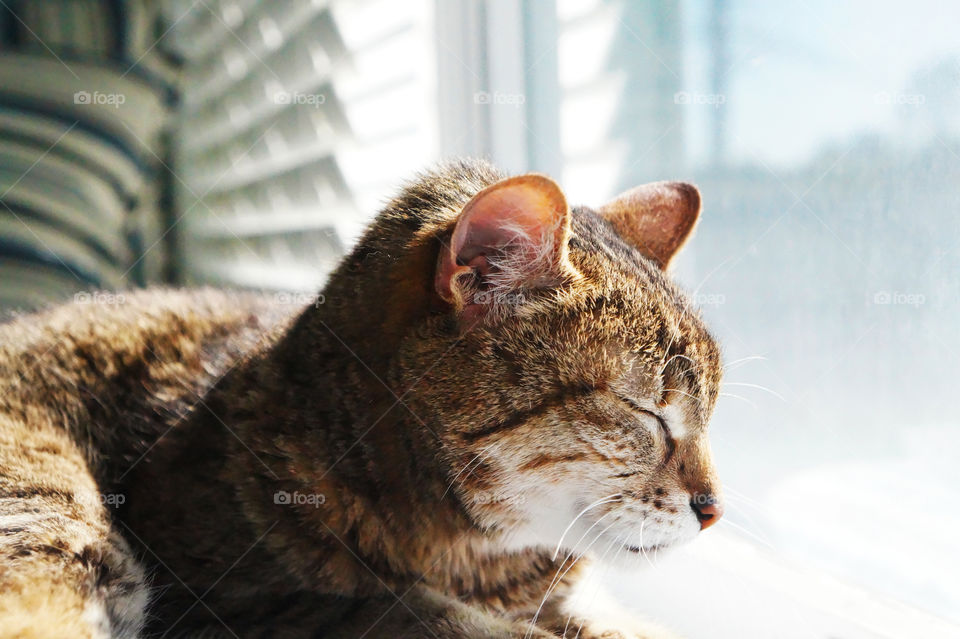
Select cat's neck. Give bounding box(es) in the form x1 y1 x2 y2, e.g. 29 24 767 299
222 301 496 592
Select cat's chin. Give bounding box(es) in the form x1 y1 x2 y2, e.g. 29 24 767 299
624 543 663 554
585 541 680 568
594 533 691 564
622 542 675 557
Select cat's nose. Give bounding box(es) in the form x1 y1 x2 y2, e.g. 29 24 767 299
691 495 723 530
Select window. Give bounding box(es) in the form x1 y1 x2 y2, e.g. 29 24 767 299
550 1 959 635
0 0 952 635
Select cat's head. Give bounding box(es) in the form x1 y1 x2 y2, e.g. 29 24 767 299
347 161 723 563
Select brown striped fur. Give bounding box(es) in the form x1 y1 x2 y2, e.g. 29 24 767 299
0 159 721 638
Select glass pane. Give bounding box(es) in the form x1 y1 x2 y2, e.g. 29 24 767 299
557 0 959 625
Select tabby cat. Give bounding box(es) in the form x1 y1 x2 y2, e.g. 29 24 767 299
0 159 723 638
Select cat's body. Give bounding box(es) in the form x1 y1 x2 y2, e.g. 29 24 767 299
0 160 722 638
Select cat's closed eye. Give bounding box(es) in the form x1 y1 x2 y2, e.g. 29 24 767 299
614 396 678 461
615 395 670 436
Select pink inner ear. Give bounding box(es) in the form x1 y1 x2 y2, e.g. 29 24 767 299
435 175 571 309
451 187 558 269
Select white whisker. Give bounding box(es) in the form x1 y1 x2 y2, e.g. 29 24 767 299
661 387 702 405
565 535 623 639
552 493 621 561
722 485 767 511
532 507 621 636
527 518 621 639
637 517 656 568
717 518 776 550
723 499 768 536
721 355 767 371
719 391 758 411
440 445 493 500
658 353 696 376
722 381 785 402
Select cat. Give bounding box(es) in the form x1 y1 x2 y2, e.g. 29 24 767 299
0 159 723 639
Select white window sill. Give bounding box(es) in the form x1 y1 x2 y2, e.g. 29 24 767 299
603 529 957 639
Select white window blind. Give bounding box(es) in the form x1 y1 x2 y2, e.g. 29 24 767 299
162 0 439 291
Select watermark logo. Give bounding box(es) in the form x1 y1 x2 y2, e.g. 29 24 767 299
73 90 126 108
472 491 525 507
474 91 526 108
873 290 925 307
74 291 127 305
473 291 526 306
100 493 126 508
690 493 716 507
273 291 325 307
274 490 326 508
273 91 326 108
873 91 925 107
674 91 726 108
692 292 726 307
76 492 126 508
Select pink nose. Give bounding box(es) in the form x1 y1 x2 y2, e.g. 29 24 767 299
691 496 723 530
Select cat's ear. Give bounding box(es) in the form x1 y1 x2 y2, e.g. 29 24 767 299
435 174 576 318
599 181 701 268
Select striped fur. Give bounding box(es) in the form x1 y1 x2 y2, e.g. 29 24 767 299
0 159 721 638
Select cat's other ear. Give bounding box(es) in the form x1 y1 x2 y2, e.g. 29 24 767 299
599 181 701 268
435 174 577 319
